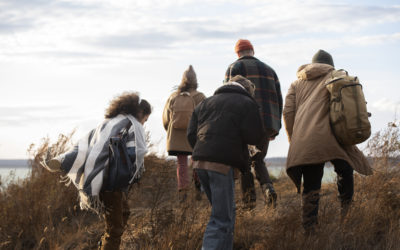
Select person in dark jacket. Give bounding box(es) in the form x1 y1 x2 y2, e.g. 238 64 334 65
224 39 282 208
187 75 264 250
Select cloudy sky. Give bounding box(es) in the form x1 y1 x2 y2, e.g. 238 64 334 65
0 0 399 159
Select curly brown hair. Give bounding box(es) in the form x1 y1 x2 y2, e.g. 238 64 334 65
105 92 146 119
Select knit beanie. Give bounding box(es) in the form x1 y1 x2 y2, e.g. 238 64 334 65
312 49 334 67
235 39 254 54
181 65 197 85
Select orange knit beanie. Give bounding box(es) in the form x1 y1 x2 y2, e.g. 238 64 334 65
235 39 254 54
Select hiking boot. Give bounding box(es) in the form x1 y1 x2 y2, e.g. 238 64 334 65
261 183 277 208
43 146 64 172
46 157 63 172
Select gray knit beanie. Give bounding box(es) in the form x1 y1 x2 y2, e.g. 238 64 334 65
312 49 334 67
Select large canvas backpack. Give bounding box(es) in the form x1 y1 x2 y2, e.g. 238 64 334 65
325 70 371 145
170 92 196 129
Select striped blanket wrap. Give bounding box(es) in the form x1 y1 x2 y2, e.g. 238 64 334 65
54 114 144 212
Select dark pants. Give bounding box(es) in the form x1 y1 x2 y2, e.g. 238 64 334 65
99 191 130 250
300 159 354 230
241 140 273 204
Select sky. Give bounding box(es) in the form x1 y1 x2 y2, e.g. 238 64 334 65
0 0 399 159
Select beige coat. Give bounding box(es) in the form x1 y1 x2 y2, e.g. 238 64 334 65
283 63 373 182
163 90 205 155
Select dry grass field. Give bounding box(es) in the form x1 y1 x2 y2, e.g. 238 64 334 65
0 121 399 250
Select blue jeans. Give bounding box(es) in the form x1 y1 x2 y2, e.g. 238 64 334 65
196 168 235 250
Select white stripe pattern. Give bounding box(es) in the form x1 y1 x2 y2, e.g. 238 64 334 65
68 132 91 189
84 114 126 196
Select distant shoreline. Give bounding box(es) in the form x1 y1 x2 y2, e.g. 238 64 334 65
0 156 392 168
0 157 289 168
0 159 29 168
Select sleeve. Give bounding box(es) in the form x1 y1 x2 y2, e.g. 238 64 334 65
224 66 230 83
224 63 240 83
283 82 297 142
275 73 283 131
240 102 265 146
126 125 136 160
162 96 172 131
196 93 206 105
187 107 199 148
134 123 148 167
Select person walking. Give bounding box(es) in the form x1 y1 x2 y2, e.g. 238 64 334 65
283 49 373 233
224 39 282 208
163 65 206 201
45 92 152 249
188 75 264 250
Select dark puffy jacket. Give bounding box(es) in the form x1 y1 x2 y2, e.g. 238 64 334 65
187 84 264 172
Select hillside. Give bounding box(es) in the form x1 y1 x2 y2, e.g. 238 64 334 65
0 122 399 249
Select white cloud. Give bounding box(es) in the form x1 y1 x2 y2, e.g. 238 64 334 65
0 105 83 126
371 98 400 113
0 0 399 64
350 33 400 46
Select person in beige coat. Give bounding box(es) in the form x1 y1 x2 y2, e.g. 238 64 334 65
283 50 373 232
163 65 206 198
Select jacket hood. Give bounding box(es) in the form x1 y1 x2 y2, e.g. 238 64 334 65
296 63 334 80
214 84 253 99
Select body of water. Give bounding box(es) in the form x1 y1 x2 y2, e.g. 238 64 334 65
268 165 337 183
0 164 338 187
0 167 31 185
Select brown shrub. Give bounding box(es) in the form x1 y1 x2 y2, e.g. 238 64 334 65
1 121 400 249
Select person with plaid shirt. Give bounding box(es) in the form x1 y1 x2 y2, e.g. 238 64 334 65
224 39 283 208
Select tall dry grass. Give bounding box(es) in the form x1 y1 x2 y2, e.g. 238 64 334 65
0 121 399 249
0 133 99 250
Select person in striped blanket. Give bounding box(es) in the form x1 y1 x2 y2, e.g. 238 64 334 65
44 92 151 250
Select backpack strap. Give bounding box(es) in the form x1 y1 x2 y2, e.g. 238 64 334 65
325 69 348 86
119 120 132 140
170 91 196 110
125 115 137 146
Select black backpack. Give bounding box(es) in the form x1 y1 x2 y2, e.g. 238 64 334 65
103 123 137 191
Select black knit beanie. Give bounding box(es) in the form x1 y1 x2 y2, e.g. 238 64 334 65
312 49 334 67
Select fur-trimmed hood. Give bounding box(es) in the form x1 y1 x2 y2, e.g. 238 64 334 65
296 63 334 81
283 63 372 191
